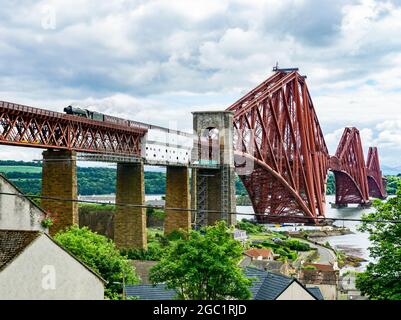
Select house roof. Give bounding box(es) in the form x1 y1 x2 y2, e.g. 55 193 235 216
244 267 323 300
125 284 176 300
125 267 323 300
307 287 324 300
250 260 284 273
131 260 158 284
0 230 41 272
245 248 273 258
304 263 335 272
0 229 106 283
300 269 338 284
245 266 293 300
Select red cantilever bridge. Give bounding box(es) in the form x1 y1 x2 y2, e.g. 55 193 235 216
0 69 387 225
227 69 386 223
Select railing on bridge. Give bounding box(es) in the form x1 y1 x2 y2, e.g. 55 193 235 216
0 100 146 157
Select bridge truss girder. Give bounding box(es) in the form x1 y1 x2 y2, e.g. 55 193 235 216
227 70 329 223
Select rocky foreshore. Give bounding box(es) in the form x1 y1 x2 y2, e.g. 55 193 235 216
305 228 354 238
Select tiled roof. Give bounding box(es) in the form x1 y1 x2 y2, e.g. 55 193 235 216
307 287 324 300
125 284 176 300
245 248 273 258
125 267 324 300
245 267 293 300
300 269 338 284
0 229 106 283
0 230 41 272
245 267 323 300
131 260 158 284
304 263 335 272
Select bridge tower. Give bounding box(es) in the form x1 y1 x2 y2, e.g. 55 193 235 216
192 111 236 228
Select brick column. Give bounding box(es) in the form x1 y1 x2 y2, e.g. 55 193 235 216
41 149 78 236
164 166 191 235
114 162 147 249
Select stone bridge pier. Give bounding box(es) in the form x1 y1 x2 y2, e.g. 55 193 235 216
114 162 192 250
41 149 78 236
114 161 147 250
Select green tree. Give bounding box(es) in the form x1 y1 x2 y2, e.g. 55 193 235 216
356 186 401 300
149 222 252 300
54 226 139 299
385 175 401 195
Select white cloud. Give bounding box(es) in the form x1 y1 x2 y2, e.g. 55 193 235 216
0 0 401 167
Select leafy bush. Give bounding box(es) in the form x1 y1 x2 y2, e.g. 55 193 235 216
259 240 279 250
302 265 317 270
40 217 54 228
146 208 165 220
54 226 138 299
283 239 311 251
237 220 265 234
121 242 165 261
275 247 297 261
166 229 187 241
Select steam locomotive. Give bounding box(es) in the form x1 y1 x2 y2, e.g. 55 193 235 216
64 105 149 130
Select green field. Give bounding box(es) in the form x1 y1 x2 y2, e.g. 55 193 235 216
0 166 42 173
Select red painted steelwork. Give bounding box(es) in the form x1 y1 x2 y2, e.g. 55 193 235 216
366 147 387 199
330 128 370 205
227 71 329 223
0 101 146 156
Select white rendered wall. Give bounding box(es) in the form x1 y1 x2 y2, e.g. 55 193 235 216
0 235 104 300
0 175 47 232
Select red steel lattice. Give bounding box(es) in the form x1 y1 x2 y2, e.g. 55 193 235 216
329 127 370 206
0 101 146 156
227 70 329 223
366 146 387 199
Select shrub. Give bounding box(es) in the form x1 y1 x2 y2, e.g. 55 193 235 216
237 220 265 234
40 217 53 229
302 265 317 270
121 242 165 261
284 239 311 251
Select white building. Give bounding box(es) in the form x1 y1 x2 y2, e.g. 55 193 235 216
0 230 105 300
0 174 47 232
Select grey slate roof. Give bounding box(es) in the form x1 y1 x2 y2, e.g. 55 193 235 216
307 287 324 300
245 267 323 300
125 284 176 300
245 266 293 300
0 230 40 272
125 267 324 300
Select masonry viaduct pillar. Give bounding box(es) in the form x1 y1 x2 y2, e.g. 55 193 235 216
114 161 147 250
41 149 78 236
192 111 237 228
164 166 191 235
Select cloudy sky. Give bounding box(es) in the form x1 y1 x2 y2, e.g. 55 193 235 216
0 0 401 171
